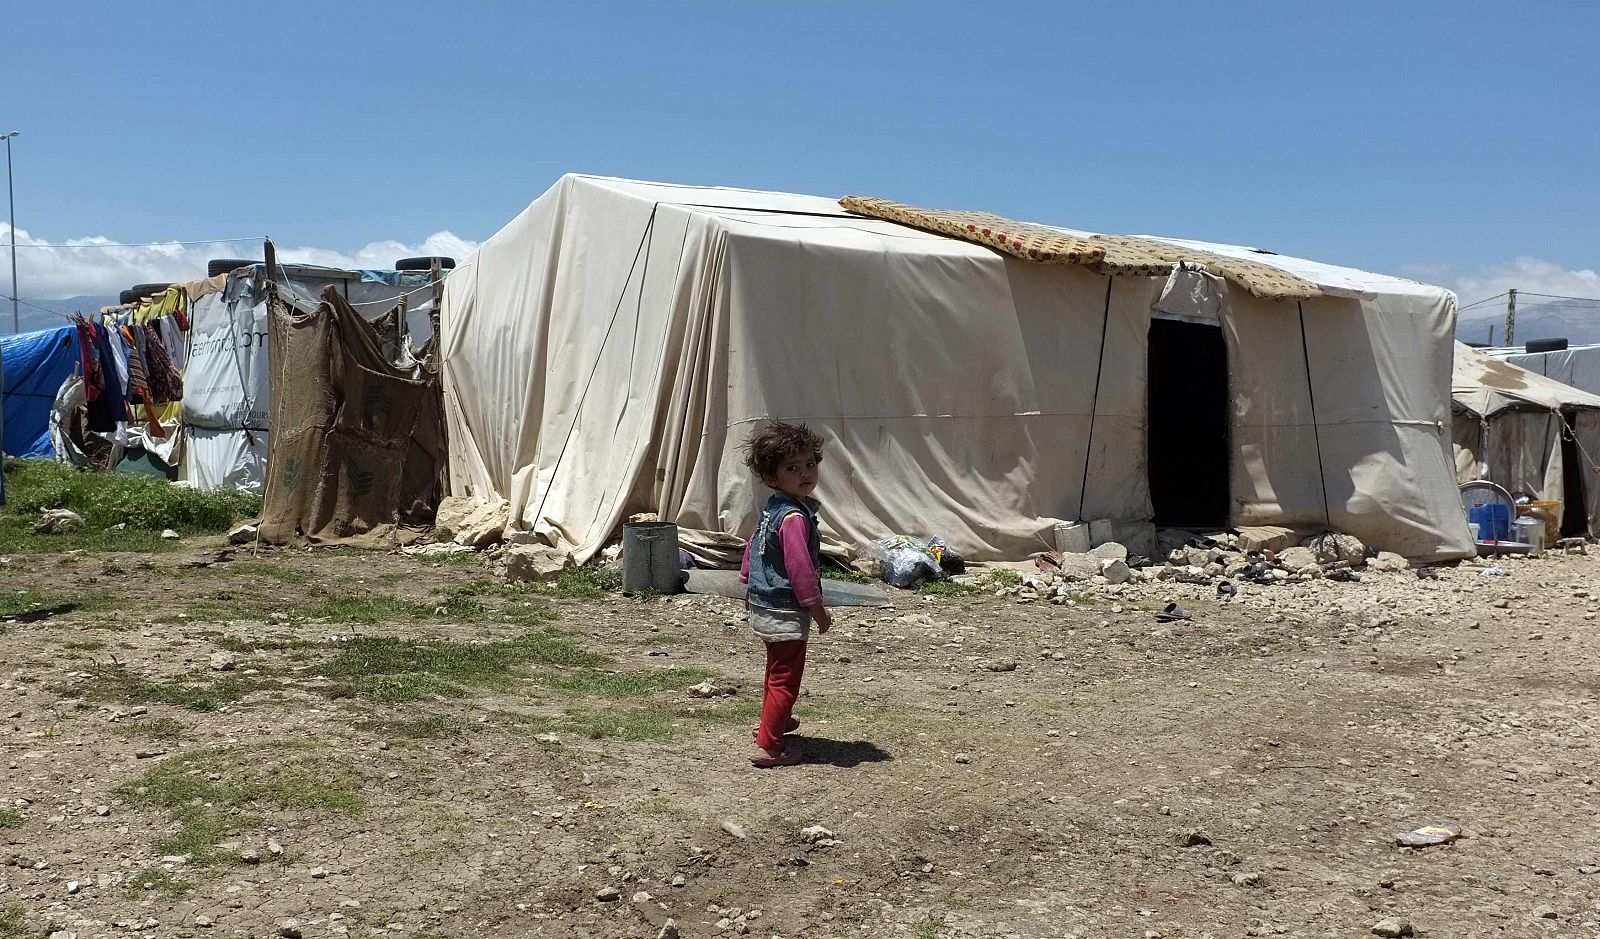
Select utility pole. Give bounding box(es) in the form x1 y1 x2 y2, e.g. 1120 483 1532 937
1504 288 1518 349
3 132 17 334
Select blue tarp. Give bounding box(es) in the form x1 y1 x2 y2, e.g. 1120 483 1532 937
3 324 80 459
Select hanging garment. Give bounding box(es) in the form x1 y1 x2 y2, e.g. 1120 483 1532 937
119 324 165 437
86 323 128 433
171 289 190 332
143 323 183 404
107 321 131 399
156 314 187 373
75 320 104 402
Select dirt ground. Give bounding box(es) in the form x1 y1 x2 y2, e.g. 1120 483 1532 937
3 538 1599 939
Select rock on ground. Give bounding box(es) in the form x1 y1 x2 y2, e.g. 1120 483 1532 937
504 544 573 582
1305 532 1366 565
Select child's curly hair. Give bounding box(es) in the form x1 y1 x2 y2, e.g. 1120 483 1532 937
742 421 825 481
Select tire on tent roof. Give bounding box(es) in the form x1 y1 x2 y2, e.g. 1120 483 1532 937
127 283 173 302
207 258 256 277
118 289 140 305
394 256 456 272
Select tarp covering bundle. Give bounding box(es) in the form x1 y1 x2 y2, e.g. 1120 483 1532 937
1452 341 1600 535
839 195 1324 300
443 174 1473 564
257 287 443 546
2 325 81 458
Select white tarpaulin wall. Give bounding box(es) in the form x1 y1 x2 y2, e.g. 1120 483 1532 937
442 175 1474 562
1487 343 1600 399
1452 342 1600 535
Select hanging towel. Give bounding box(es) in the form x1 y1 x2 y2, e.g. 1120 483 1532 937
143 323 183 404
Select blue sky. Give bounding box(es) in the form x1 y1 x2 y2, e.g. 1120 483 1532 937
3 0 1597 309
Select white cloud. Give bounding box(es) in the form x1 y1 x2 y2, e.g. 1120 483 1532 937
1452 256 1600 307
0 225 478 299
1451 257 1600 345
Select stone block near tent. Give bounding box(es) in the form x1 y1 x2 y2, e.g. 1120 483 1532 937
1303 532 1367 566
1236 526 1303 554
504 544 574 582
437 497 509 549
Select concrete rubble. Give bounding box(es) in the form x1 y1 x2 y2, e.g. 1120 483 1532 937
992 529 1431 605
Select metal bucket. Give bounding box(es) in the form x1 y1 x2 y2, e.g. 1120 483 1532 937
622 521 684 594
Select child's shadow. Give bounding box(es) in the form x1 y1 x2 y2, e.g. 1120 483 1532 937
794 735 891 768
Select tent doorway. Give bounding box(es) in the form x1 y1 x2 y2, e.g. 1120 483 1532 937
1148 318 1229 529
1560 412 1588 536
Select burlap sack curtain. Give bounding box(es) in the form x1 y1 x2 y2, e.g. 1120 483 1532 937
257 286 444 545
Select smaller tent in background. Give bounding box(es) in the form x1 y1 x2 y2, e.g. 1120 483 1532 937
2 324 81 458
1452 341 1600 537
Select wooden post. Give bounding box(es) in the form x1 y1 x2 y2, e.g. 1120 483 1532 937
1505 288 1518 348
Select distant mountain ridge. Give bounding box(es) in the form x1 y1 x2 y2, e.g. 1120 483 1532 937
2 296 120 336
1457 300 1600 347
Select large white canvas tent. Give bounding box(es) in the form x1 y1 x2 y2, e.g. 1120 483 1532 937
1453 341 1600 536
441 174 1474 563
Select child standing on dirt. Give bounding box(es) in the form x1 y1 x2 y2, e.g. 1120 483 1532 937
739 421 832 768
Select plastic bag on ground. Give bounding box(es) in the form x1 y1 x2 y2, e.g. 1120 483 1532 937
861 536 961 588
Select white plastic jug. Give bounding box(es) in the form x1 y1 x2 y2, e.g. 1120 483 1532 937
1514 517 1545 557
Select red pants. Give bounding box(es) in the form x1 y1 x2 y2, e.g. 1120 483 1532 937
756 639 807 751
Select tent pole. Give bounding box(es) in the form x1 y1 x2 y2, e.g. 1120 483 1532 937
1077 277 1113 522
1298 303 1332 528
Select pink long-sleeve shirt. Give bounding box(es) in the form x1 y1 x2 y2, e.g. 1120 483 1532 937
739 512 823 608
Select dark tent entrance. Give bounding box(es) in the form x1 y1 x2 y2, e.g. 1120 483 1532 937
1148 318 1229 529
1561 412 1588 537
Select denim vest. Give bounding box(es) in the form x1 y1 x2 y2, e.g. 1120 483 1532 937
746 492 821 611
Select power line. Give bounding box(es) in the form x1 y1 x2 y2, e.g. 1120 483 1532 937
2 293 73 320
1458 291 1508 311
1519 291 1600 303
3 236 263 249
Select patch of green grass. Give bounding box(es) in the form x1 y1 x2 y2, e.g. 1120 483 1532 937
0 590 118 619
642 631 688 646
63 638 108 651
544 565 622 599
562 698 757 742
983 569 1023 587
432 580 556 626
0 809 21 829
112 744 363 866
110 716 189 741
3 458 260 530
74 661 270 712
0 906 28 939
820 561 875 584
539 666 713 698
319 630 606 702
123 869 193 898
911 912 947 939
211 636 318 654
0 515 176 555
632 796 694 820
174 580 555 629
918 579 980 597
